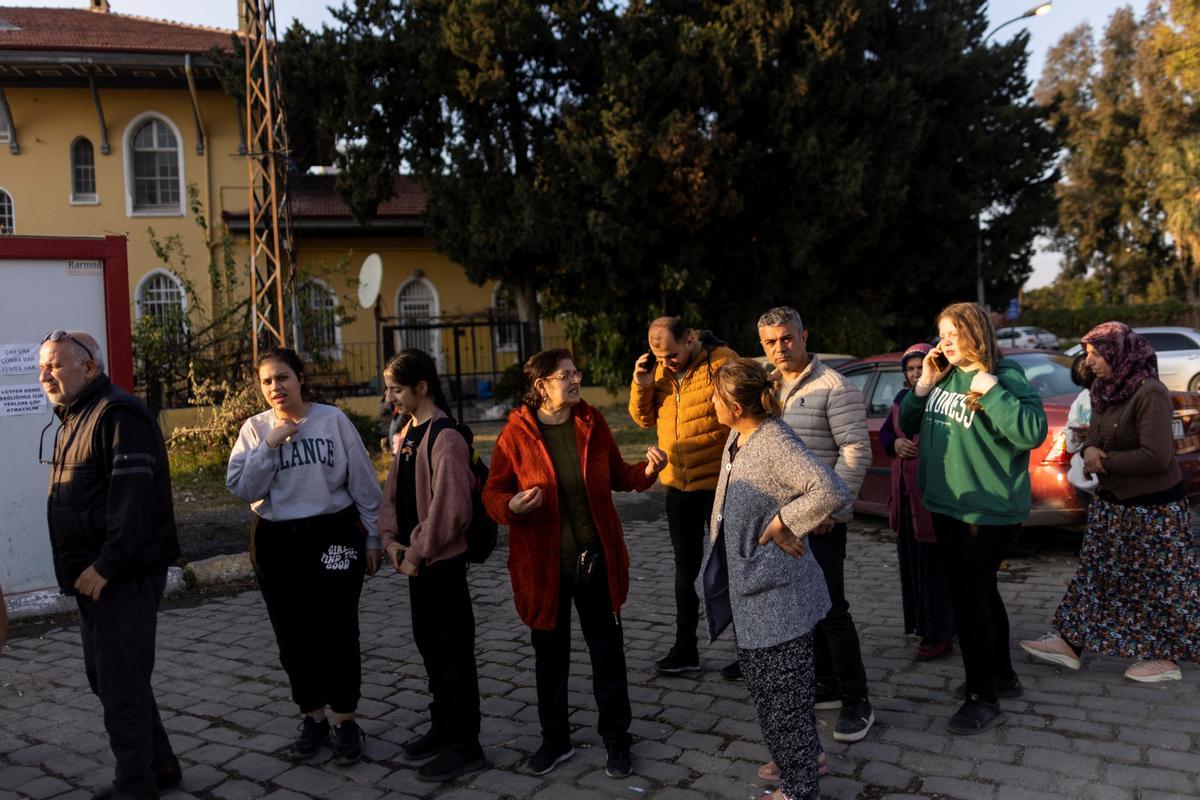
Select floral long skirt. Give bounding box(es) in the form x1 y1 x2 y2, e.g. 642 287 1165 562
1054 496 1200 662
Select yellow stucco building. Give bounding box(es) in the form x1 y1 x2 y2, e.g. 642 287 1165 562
1 2 555 412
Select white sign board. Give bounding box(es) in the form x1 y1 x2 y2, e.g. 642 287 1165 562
0 258 109 594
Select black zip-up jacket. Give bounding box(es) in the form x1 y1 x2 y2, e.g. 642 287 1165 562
46 374 179 593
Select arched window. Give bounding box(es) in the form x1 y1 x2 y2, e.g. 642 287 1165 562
0 189 13 235
71 137 97 203
298 279 340 355
491 283 519 352
126 115 182 213
135 270 187 340
395 277 440 359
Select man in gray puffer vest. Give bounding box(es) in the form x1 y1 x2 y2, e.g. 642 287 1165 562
757 307 874 744
38 330 180 800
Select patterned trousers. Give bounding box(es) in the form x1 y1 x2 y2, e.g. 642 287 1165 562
739 632 821 800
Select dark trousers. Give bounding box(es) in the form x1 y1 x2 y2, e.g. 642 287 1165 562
932 513 1019 703
810 523 869 702
664 487 715 653
410 555 482 752
253 506 366 714
530 566 632 749
77 570 174 799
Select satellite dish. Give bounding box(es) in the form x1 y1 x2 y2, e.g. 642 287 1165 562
357 253 383 309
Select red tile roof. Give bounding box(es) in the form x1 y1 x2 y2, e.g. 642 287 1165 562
289 175 427 219
224 175 428 221
0 7 234 55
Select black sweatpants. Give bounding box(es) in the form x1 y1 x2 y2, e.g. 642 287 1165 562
810 523 870 702
932 513 1020 703
410 555 481 752
252 505 366 714
665 487 715 653
77 569 175 799
531 565 632 750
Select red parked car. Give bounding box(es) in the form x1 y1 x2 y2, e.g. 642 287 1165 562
839 349 1200 527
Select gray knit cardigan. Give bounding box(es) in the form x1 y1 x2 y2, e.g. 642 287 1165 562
698 416 851 649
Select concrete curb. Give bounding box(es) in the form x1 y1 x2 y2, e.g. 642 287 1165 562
5 552 254 622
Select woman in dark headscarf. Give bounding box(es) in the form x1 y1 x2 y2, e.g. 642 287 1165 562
879 344 954 660
1021 322 1200 683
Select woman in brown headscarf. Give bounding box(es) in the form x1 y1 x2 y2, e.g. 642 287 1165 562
1020 322 1200 683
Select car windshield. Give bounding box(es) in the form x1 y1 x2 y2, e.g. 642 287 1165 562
1009 352 1077 398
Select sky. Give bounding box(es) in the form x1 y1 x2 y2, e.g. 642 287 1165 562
8 0 1137 289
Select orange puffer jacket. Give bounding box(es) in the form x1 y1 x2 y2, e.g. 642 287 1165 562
628 334 736 491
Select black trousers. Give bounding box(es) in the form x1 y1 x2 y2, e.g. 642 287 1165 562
410 555 481 752
664 487 715 653
530 566 632 750
810 523 869 702
253 506 366 715
932 513 1020 703
77 570 174 799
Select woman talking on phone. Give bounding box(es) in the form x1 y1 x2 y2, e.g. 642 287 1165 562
899 303 1046 735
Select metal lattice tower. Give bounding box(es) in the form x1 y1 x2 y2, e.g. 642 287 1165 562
243 0 295 362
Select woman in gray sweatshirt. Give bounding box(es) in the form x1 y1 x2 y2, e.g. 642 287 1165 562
227 348 381 767
700 358 851 800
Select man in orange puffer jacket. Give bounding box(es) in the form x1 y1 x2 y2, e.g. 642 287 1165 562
630 317 737 675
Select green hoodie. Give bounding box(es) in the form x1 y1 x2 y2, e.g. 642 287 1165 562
899 358 1048 525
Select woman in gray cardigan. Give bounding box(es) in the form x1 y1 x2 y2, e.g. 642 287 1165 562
700 358 851 800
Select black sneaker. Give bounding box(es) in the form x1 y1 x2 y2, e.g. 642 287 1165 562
401 728 451 761
605 742 633 778
947 695 1007 735
416 746 487 782
654 647 700 675
953 673 1023 700
288 715 330 761
833 698 874 743
526 741 575 775
814 683 843 710
720 660 743 681
91 757 182 799
331 719 365 766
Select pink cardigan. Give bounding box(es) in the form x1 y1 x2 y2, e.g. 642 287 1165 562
379 408 475 569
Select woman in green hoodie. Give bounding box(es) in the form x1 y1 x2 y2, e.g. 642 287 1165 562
900 302 1047 735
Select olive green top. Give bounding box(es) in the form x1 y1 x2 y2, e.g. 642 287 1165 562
539 419 599 573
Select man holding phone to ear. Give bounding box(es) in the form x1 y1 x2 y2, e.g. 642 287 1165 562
630 317 736 675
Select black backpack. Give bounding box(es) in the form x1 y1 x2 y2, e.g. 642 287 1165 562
426 417 498 563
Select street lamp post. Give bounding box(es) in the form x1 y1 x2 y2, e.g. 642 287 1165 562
975 2 1052 308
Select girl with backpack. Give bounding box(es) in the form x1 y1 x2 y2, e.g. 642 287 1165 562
379 349 485 782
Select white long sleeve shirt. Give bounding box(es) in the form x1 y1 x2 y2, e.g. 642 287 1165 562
227 403 381 548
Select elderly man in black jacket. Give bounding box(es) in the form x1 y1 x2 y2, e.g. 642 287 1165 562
38 330 181 800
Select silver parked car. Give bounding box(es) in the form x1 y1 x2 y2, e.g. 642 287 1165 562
996 326 1059 350
1064 326 1200 393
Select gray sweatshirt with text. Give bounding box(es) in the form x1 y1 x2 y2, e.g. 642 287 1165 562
227 403 381 548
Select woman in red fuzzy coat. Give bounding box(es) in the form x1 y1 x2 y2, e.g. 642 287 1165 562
483 348 665 780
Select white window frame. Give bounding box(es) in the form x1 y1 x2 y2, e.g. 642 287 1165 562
134 268 188 338
123 112 185 217
0 187 14 235
298 277 343 358
394 276 442 369
70 136 99 205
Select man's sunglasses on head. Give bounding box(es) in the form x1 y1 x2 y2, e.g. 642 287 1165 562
42 330 95 363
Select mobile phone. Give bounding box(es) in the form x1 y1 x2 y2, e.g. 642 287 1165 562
642 351 656 369
932 350 949 370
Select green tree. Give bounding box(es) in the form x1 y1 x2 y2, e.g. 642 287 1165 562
1036 7 1178 302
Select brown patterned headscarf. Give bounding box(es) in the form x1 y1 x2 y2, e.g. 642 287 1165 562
1080 322 1158 413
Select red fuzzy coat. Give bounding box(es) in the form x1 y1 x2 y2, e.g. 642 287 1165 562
483 400 655 630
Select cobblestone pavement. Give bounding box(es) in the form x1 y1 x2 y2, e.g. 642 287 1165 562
2 491 1198 800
